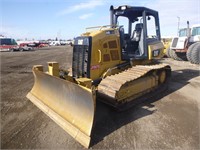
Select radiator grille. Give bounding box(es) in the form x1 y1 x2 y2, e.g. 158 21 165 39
72 37 91 78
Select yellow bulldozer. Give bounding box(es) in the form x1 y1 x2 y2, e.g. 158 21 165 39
27 5 171 148
161 37 172 56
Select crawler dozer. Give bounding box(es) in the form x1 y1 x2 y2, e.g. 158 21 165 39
27 5 171 148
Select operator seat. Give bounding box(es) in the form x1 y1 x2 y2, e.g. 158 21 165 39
124 23 143 57
122 23 144 59
131 23 143 41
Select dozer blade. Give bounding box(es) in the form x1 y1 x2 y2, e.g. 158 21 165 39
26 67 95 148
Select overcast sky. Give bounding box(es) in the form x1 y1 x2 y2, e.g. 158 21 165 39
1 0 199 40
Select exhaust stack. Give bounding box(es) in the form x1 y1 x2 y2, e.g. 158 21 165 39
187 21 190 37
110 5 114 27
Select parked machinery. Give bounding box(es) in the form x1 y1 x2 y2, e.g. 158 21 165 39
27 5 171 148
161 37 172 57
170 21 200 64
186 24 200 64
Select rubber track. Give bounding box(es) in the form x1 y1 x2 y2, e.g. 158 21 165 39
98 64 169 100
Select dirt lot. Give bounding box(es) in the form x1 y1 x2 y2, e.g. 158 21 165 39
1 46 200 149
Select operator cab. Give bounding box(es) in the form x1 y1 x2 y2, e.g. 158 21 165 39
110 5 161 60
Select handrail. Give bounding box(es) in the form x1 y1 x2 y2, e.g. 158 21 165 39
86 25 118 32
98 49 102 63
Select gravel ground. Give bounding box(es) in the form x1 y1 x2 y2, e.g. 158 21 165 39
1 46 200 149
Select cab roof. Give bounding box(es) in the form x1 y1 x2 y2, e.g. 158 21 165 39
112 5 158 21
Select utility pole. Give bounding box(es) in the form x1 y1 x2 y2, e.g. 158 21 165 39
57 30 61 41
177 16 180 36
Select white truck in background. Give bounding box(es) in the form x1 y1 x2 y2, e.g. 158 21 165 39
169 22 200 64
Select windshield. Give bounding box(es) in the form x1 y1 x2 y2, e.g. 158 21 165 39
192 27 200 36
179 29 187 37
0 38 17 45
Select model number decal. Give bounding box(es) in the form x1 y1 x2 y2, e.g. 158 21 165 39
153 50 159 57
91 65 100 70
